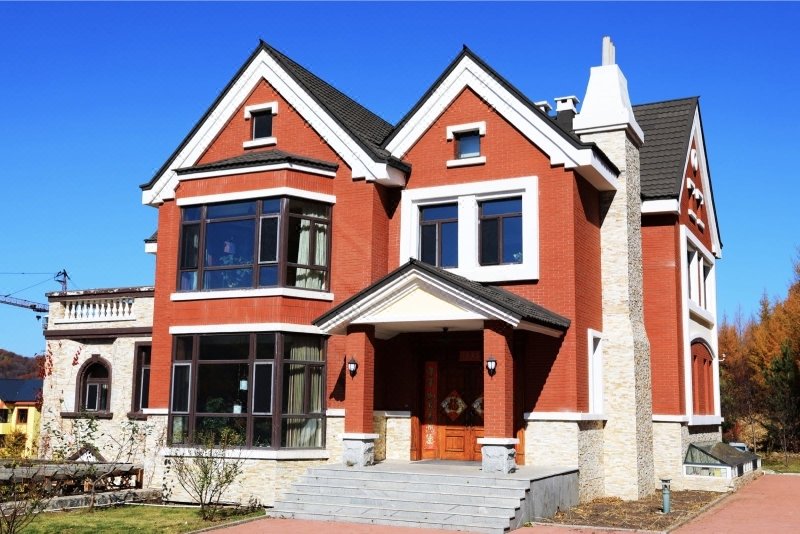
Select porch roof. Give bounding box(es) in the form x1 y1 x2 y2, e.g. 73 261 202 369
314 259 570 338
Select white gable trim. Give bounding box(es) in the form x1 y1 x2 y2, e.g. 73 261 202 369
143 49 403 206
641 199 679 214
385 55 617 192
678 108 722 258
176 187 336 207
177 162 336 181
316 269 523 336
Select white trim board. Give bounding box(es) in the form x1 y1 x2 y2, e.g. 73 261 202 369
177 187 336 207
171 288 334 302
177 162 336 180
523 412 606 422
169 322 323 335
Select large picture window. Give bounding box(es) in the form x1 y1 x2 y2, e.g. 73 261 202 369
178 198 331 292
169 332 325 448
479 197 522 265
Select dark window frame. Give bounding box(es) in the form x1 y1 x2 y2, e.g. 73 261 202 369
16 408 28 424
130 342 151 416
177 197 332 293
419 203 459 268
0 409 8 424
478 197 523 266
75 355 112 414
251 110 273 140
455 130 481 159
168 332 326 449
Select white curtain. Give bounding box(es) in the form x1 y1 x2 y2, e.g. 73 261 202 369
293 220 326 290
283 337 322 447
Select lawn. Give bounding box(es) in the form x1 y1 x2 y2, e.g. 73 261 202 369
761 452 800 473
23 504 264 534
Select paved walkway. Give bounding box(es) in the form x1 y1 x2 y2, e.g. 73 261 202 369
215 474 800 533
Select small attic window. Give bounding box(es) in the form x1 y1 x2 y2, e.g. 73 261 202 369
446 121 487 168
243 102 278 149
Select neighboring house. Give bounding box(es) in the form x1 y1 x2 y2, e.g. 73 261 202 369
0 378 42 456
40 36 726 508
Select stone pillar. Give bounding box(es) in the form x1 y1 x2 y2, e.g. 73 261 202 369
581 130 655 499
342 324 377 467
481 320 517 473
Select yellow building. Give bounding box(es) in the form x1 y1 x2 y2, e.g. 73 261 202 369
0 379 42 457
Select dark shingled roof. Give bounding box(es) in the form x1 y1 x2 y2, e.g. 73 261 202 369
176 149 339 175
0 379 42 403
142 41 408 191
144 230 157 244
633 97 698 200
314 258 570 331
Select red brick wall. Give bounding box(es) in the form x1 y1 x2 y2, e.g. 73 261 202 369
642 215 685 414
484 321 514 437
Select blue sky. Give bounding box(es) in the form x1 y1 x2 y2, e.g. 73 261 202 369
1 2 798 357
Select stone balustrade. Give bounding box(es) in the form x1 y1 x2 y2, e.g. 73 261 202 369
47 286 154 328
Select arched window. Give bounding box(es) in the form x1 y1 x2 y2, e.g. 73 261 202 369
77 356 111 413
691 341 714 416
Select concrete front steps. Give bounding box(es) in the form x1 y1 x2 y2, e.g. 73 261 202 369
268 462 579 534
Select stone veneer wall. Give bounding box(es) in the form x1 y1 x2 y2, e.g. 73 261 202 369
652 422 727 491
325 413 344 463
581 130 655 500
385 413 412 460
524 420 605 502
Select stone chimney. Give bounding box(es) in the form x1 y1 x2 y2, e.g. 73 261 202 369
574 36 655 500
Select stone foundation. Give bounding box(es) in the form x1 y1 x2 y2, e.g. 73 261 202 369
479 438 517 474
341 433 378 467
652 421 726 491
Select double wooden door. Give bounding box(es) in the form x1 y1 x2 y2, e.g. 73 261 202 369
438 361 484 461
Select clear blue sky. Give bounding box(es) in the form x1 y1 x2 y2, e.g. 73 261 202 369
1 2 798 357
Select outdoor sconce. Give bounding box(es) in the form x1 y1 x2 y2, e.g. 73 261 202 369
348 356 359 377
486 356 497 377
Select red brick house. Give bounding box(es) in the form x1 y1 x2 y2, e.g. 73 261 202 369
41 37 725 516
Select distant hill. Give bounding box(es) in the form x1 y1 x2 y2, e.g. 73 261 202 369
0 349 39 379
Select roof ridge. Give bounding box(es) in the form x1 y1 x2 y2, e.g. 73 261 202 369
634 96 699 109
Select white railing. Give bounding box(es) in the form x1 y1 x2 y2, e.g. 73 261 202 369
58 297 137 323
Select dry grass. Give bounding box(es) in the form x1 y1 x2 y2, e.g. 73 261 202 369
535 490 722 531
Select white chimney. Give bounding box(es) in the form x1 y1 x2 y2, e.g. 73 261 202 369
534 100 552 115
572 36 644 146
554 95 580 113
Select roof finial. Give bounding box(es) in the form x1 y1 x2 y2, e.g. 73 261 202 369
602 36 616 66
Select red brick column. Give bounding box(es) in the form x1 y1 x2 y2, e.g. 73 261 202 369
344 324 376 434
483 320 514 437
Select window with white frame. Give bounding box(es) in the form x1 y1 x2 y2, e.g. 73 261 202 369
588 330 603 414
446 121 486 167
687 246 713 311
400 177 538 282
243 102 278 148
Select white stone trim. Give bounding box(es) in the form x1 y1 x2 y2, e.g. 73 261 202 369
342 433 379 440
523 412 606 421
445 121 486 140
177 187 336 207
400 177 539 282
688 301 715 327
242 137 277 149
243 101 278 119
142 408 169 415
652 414 689 423
689 415 723 426
477 437 519 445
162 447 329 460
177 162 337 181
588 329 604 414
377 411 412 418
688 209 697 223
446 156 486 168
143 49 406 205
384 54 616 191
325 408 345 417
169 322 323 335
171 288 334 302
641 199 679 215
144 242 157 254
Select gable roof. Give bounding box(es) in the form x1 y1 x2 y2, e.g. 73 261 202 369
314 258 570 333
634 97 698 200
382 46 618 191
175 148 339 175
0 379 42 403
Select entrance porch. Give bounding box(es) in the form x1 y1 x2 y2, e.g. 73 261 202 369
314 260 570 474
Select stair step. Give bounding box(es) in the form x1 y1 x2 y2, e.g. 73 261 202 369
277 493 517 516
268 509 507 534
283 487 521 508
296 475 528 497
306 467 531 489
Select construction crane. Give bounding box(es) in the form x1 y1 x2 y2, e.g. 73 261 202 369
0 269 69 317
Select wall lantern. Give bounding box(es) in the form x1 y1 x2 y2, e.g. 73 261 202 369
486 356 497 376
348 356 359 377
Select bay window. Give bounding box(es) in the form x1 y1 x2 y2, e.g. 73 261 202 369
178 197 330 292
169 332 325 448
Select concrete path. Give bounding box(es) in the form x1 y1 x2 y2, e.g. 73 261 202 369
215 473 800 533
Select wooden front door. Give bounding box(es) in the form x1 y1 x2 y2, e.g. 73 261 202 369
438 361 484 461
